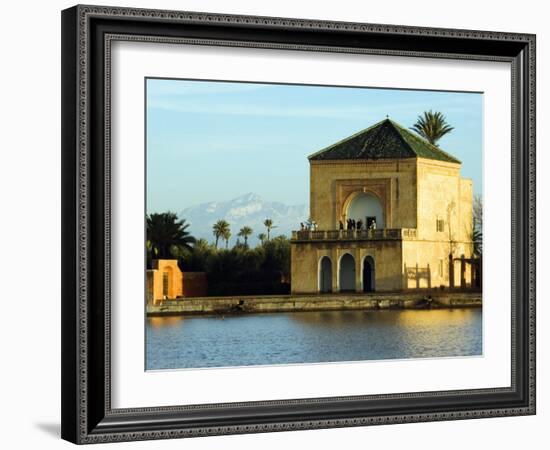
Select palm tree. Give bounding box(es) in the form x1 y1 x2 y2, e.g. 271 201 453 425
146 212 195 259
212 219 230 249
223 230 232 249
194 238 210 248
263 219 276 240
238 226 253 247
473 228 483 257
257 233 267 245
410 110 454 146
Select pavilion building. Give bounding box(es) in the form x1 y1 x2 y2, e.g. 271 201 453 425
290 118 476 294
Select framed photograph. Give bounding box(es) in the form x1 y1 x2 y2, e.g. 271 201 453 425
61 4 536 444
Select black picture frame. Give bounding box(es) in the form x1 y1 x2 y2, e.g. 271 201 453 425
61 4 536 444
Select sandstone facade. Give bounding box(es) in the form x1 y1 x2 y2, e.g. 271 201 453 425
291 119 475 294
147 259 208 304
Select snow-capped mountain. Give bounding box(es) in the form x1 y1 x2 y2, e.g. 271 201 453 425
179 193 309 246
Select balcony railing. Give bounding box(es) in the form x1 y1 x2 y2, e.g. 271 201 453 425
291 228 417 241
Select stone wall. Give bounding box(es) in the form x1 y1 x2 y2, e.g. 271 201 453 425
147 259 183 304
416 158 472 243
147 259 208 304
147 292 482 316
291 156 475 295
291 239 404 293
402 239 473 289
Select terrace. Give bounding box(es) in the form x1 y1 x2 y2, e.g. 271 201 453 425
290 228 418 242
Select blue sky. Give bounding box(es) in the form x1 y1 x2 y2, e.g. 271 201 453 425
146 78 482 213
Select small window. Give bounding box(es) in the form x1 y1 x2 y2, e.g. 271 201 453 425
438 259 444 277
436 219 445 232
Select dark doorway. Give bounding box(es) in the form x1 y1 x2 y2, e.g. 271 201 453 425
363 256 375 292
339 253 356 292
319 256 332 293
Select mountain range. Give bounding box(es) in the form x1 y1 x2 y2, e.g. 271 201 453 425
179 193 309 246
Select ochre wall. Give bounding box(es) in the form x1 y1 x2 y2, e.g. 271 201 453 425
309 159 417 230
416 158 472 243
146 259 208 303
459 177 474 243
150 259 182 304
292 156 475 294
402 239 473 289
409 158 473 288
291 240 404 293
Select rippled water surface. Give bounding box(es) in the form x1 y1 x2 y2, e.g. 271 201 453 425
146 309 482 370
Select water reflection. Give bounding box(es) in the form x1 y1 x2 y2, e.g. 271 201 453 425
146 309 482 370
148 315 184 329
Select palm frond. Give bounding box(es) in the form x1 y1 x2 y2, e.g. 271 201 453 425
410 110 454 146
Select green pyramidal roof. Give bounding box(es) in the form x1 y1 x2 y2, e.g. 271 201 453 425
308 118 461 164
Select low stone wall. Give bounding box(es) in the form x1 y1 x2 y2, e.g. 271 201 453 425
146 291 482 316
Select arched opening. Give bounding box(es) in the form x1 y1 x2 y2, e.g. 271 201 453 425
339 253 356 292
162 266 173 298
346 192 384 229
362 256 375 292
319 256 332 293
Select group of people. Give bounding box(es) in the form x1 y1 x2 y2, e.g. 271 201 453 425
300 221 318 231
299 218 377 232
339 218 376 231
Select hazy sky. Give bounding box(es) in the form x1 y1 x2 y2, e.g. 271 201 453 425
146 78 482 213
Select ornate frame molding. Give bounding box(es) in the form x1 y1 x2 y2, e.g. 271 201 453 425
61 4 536 444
